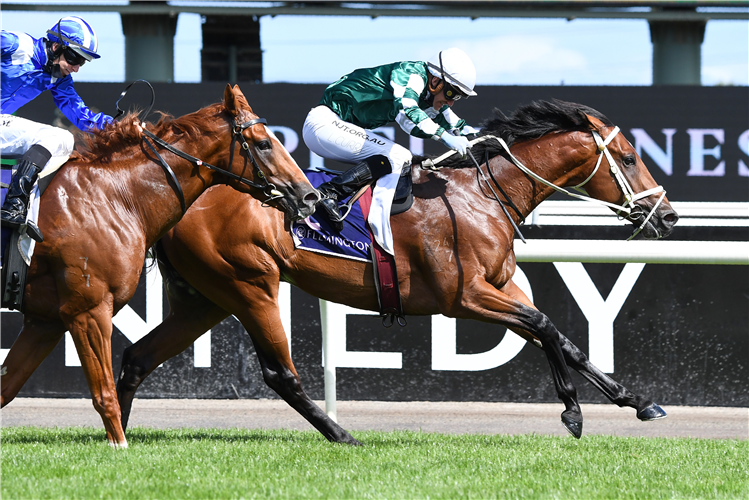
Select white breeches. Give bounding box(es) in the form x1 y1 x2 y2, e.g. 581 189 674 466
302 105 412 256
1 114 74 160
1 115 73 263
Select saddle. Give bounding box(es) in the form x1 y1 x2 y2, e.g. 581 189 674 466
390 163 414 216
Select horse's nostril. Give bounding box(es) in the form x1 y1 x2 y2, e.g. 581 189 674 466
304 191 321 205
664 212 679 224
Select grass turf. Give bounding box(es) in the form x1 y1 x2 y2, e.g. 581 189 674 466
1 426 746 499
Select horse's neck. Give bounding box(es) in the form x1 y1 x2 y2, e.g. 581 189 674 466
124 142 220 244
490 134 590 216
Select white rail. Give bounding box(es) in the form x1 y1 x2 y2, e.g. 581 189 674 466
530 201 748 227
515 239 749 265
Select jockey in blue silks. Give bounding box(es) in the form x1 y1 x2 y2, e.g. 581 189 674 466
1 16 113 242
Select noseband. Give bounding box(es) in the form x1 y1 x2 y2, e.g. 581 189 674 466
581 127 667 239
141 117 283 216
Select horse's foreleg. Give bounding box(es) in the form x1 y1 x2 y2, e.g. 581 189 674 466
236 305 361 445
557 334 667 421
252 342 361 445
501 279 665 421
64 300 127 448
0 319 65 407
117 298 229 431
469 279 582 438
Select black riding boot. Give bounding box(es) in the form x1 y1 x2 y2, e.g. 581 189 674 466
316 155 391 232
316 161 374 231
1 145 51 241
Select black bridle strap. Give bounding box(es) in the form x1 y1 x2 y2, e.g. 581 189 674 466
142 134 187 215
113 79 155 122
467 149 526 243
485 149 525 224
140 118 272 190
138 116 277 216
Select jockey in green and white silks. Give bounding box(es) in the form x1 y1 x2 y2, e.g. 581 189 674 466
303 47 479 256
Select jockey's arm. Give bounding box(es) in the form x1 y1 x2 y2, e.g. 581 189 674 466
389 64 447 141
437 106 480 137
50 78 113 132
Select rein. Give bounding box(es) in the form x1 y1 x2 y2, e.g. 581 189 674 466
140 117 283 216
423 128 667 241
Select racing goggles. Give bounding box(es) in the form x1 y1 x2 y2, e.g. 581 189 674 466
62 47 87 67
443 81 468 101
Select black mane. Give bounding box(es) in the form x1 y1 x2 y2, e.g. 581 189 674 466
431 99 613 169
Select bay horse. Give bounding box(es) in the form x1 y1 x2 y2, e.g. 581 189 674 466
117 100 678 444
0 84 319 448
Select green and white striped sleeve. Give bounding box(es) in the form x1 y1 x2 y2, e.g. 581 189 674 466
390 63 446 140
436 107 480 136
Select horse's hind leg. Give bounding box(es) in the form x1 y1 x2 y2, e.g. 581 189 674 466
117 297 229 431
251 338 361 445
1 318 65 407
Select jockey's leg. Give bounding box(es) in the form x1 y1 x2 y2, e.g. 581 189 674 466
302 106 410 233
1 145 51 238
316 155 391 230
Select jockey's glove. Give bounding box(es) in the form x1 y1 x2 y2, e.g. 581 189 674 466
440 132 470 156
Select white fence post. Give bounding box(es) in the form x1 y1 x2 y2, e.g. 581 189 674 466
319 299 337 423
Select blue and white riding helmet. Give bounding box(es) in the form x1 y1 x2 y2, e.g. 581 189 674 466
46 16 101 61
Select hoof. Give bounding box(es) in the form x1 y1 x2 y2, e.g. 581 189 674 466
340 434 362 446
561 414 583 439
637 402 667 421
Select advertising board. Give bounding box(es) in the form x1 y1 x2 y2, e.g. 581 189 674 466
2 84 747 406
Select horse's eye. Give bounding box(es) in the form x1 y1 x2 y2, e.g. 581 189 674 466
256 140 272 151
623 155 636 167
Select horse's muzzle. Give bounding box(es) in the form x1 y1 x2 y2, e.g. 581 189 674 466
277 186 320 221
628 202 679 240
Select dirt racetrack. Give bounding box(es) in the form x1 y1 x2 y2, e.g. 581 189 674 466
2 398 746 439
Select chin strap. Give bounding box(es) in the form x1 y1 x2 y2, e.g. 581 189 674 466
42 39 65 79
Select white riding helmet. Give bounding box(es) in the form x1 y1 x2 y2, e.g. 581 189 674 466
427 47 477 98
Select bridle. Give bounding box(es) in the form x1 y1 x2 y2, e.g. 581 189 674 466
423 127 667 240
587 128 667 239
113 79 283 216
140 116 284 216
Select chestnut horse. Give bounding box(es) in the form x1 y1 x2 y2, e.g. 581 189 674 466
0 85 319 448
117 100 678 444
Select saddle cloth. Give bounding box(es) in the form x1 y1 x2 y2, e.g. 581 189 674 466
291 170 374 262
291 169 405 321
291 167 413 261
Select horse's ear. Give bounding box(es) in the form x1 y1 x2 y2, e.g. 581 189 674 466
584 113 605 134
224 84 251 117
224 84 238 116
